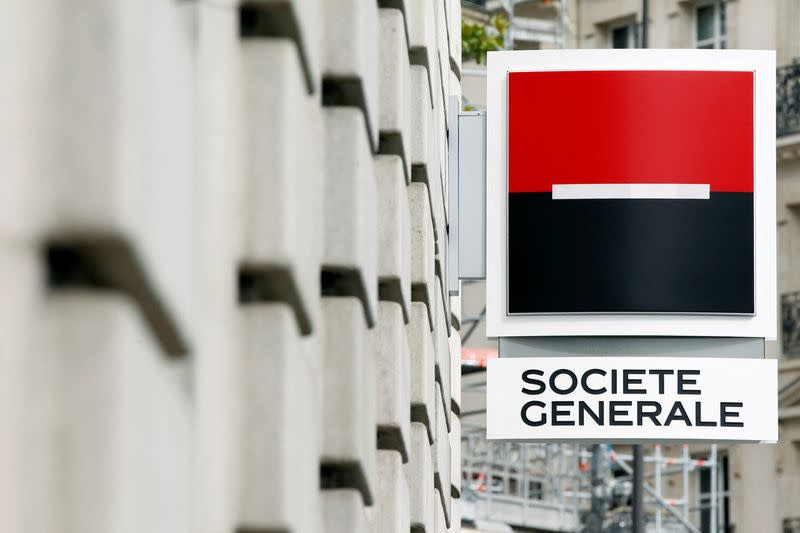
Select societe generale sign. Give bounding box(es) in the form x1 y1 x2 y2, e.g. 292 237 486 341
485 49 777 339
487 357 777 443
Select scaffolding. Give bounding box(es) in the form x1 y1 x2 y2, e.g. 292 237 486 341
461 379 728 533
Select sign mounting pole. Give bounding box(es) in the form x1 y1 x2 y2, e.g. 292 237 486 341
633 5 649 532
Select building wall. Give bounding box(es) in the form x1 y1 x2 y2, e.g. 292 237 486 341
0 1 464 532
575 0 800 66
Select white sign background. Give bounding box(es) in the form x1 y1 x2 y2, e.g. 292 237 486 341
485 49 777 339
487 357 777 443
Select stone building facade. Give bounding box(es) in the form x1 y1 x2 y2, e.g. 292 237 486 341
1 1 463 533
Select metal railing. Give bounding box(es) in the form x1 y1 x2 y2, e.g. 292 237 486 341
778 60 800 138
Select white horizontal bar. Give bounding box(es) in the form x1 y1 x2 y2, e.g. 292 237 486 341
552 183 710 200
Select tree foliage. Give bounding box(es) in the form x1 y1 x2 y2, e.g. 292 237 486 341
461 15 509 65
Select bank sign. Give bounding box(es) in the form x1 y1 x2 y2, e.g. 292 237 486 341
487 357 778 443
485 50 776 339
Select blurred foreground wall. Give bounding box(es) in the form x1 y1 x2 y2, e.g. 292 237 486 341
0 1 463 532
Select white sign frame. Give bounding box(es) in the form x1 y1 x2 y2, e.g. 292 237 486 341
485 49 777 339
487 356 778 443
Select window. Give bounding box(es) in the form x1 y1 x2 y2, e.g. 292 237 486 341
610 22 637 48
695 1 726 49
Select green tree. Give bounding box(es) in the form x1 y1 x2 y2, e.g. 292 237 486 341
461 14 509 65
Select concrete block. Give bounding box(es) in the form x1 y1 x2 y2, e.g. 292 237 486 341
406 422 434 533
448 0 461 78
434 276 452 431
410 65 436 185
375 155 411 320
379 9 412 182
373 450 411 533
434 487 447 533
435 96 448 230
239 304 321 532
377 0 410 43
445 68 461 226
442 0 450 43
321 297 376 505
427 87 447 251
448 499 460 533
448 63 462 137
408 182 435 331
322 489 371 533
406 0 436 107
194 6 255 531
36 294 192 533
376 301 411 462
449 291 461 331
33 0 195 351
239 0 321 94
241 39 322 336
408 302 436 443
433 381 451 527
0 243 40 532
449 415 461 498
0 2 52 241
322 0 379 150
449 332 461 415
432 175 446 261
434 0 449 132
322 107 378 327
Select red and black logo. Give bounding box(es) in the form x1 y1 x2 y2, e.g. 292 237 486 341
507 70 754 315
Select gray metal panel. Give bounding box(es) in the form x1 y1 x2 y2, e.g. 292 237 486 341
458 112 486 280
447 96 460 295
499 336 765 358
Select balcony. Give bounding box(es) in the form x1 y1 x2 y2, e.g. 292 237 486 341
778 60 800 138
782 291 800 356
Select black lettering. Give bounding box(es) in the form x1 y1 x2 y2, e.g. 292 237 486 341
677 370 701 395
648 369 674 394
637 401 663 426
609 401 633 426
720 402 744 427
611 369 618 394
550 369 578 395
552 401 575 426
695 401 718 427
521 400 546 426
522 369 546 395
581 369 607 395
665 401 693 426
623 369 646 394
578 401 604 426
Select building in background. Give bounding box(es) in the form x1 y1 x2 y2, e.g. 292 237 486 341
459 1 800 532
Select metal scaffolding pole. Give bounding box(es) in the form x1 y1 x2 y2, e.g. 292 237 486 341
586 444 604 533
573 444 580 530
683 444 690 523
655 445 662 533
634 5 649 528
710 445 718 533
642 0 649 48
613 451 702 533
633 446 645 533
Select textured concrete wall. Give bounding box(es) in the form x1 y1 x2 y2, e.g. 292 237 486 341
0 1 463 532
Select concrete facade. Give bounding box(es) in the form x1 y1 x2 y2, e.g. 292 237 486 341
1 1 463 532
